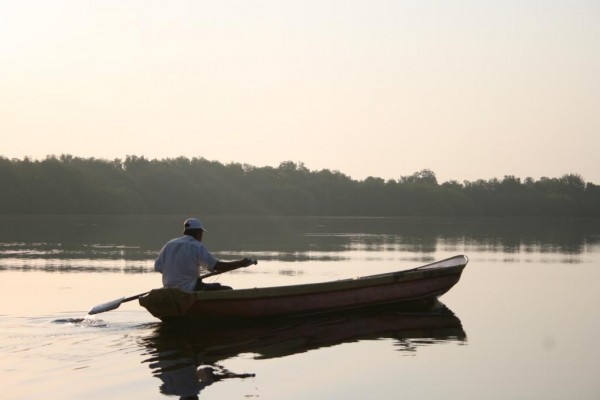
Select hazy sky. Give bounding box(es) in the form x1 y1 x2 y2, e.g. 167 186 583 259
2 1 599 183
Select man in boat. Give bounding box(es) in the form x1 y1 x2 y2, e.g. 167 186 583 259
154 217 254 291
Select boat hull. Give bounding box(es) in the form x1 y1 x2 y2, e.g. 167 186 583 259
139 255 468 320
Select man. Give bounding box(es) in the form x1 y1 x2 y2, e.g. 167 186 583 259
155 218 254 291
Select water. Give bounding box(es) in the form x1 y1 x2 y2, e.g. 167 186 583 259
1 216 599 399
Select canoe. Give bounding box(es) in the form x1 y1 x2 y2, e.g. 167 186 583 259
139 254 468 320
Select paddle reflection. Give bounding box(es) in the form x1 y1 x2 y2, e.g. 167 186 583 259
140 302 466 399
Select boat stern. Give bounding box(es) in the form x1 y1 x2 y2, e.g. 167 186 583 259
139 287 197 319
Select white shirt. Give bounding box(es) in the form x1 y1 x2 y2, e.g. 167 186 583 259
154 235 218 291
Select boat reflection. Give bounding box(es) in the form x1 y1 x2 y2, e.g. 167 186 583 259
140 302 466 399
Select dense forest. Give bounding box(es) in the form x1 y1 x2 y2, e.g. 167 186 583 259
1 155 599 217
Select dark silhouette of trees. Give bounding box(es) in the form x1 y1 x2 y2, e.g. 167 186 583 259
0 155 598 217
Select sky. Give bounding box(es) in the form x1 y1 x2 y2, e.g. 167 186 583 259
1 1 599 184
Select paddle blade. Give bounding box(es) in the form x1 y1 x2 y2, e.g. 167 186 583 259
88 297 125 315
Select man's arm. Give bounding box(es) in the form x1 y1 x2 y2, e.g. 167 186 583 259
214 258 255 273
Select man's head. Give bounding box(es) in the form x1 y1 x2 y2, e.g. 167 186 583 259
183 218 207 240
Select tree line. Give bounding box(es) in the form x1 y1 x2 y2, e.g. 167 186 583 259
1 155 599 217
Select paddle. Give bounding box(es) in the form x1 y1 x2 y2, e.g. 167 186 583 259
87 259 257 315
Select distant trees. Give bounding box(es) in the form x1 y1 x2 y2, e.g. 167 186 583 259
0 155 598 217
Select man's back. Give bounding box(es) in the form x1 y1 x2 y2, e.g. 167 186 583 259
154 235 217 291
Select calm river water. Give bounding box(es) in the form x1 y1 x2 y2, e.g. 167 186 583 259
1 215 599 399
